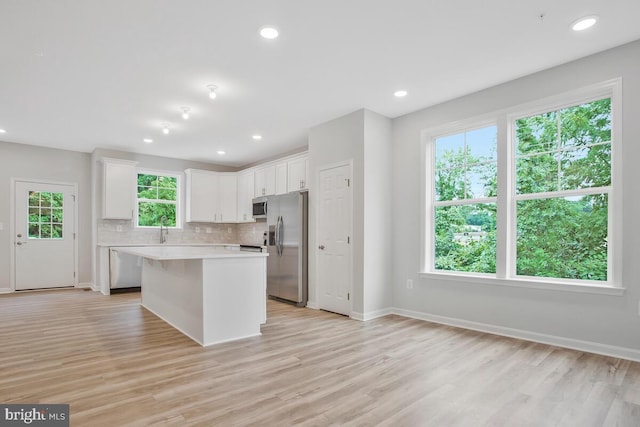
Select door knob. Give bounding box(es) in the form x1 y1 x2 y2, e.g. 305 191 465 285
17 233 22 238
318 245 325 250
16 241 24 245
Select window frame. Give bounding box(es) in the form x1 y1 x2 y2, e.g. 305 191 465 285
135 169 182 229
420 79 623 295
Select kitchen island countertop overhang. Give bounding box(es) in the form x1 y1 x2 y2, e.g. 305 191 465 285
115 246 268 346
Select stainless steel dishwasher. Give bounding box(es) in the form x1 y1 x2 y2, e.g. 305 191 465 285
109 248 143 289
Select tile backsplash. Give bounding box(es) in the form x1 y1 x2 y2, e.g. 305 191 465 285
98 219 268 246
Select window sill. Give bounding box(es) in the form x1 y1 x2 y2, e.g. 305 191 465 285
418 272 625 296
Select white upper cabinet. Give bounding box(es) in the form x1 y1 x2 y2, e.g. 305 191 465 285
254 165 276 197
101 158 138 220
237 171 255 223
218 174 237 223
287 156 309 192
185 169 218 223
275 162 288 195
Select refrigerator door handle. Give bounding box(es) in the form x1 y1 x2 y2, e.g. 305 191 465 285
278 216 284 256
275 216 280 256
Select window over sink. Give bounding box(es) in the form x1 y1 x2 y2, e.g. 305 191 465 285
136 171 180 228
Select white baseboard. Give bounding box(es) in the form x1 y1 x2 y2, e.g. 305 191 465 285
0 287 11 294
351 307 394 321
393 307 640 363
76 282 93 289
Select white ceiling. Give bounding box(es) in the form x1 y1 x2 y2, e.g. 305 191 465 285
1 1 639 167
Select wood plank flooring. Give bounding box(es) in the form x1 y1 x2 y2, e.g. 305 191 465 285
1 289 639 426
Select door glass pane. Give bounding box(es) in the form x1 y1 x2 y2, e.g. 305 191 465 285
27 191 63 239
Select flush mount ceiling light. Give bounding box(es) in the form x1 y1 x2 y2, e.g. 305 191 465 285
260 26 279 39
217 150 226 155
571 15 598 31
162 124 171 135
143 138 153 144
181 107 190 120
0 128 6 133
252 134 262 140
207 85 218 100
394 90 408 98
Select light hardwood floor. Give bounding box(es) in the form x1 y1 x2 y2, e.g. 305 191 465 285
1 289 639 426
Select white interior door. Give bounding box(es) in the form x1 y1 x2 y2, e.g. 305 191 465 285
317 163 352 315
14 181 76 290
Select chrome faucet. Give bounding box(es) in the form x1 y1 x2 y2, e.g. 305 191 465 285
160 215 168 244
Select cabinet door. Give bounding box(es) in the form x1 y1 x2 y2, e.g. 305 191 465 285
254 169 266 197
264 165 276 196
103 161 136 219
287 157 307 192
237 171 255 222
185 170 217 222
275 163 288 195
218 174 237 222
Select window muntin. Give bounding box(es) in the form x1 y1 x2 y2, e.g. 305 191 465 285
433 125 497 274
136 172 179 227
28 191 64 239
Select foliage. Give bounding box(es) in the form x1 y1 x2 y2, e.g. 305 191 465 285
137 174 178 227
434 98 611 281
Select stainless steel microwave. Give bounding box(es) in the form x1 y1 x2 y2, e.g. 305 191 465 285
252 197 268 218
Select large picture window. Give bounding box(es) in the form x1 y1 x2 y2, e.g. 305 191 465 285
136 172 179 228
424 82 619 289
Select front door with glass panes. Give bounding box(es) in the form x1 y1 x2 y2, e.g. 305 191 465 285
14 181 76 290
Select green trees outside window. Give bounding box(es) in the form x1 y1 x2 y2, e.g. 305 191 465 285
432 97 611 282
137 173 178 227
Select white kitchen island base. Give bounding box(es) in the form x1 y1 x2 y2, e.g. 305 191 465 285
126 247 267 347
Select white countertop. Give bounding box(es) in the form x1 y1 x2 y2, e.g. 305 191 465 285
113 245 268 260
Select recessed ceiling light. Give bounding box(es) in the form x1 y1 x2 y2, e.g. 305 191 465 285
571 15 598 31
143 138 153 144
181 107 190 120
217 150 226 155
207 85 218 100
252 134 262 140
0 129 6 133
260 26 279 39
394 90 408 98
162 124 171 135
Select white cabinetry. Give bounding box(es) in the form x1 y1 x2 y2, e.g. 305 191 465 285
185 170 238 223
101 158 137 219
275 162 288 195
185 169 218 223
218 174 237 222
287 156 309 192
237 171 255 223
254 165 276 197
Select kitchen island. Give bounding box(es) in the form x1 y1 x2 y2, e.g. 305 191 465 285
114 246 268 346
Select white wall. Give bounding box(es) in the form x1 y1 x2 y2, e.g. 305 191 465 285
391 40 640 352
308 109 394 317
363 110 393 315
0 141 92 290
309 110 365 312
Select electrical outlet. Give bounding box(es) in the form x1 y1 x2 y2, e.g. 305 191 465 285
206 227 212 234
116 225 123 232
195 226 201 233
406 279 413 289
228 227 232 234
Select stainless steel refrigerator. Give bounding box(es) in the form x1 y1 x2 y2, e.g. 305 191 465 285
266 191 308 306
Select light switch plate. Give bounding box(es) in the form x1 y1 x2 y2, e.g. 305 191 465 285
206 227 212 234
